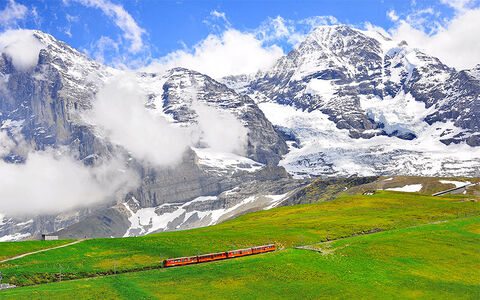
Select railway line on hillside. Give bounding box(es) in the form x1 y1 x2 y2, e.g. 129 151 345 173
2 213 479 291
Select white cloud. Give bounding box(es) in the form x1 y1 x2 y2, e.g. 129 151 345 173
86 74 192 166
299 15 339 28
0 130 15 156
440 0 477 12
203 9 231 31
210 10 230 25
387 10 399 21
143 13 339 78
193 102 248 155
391 8 480 70
0 0 27 28
91 35 119 63
70 0 145 53
145 29 284 78
256 16 294 43
0 149 138 216
63 14 79 38
256 15 338 47
0 29 45 71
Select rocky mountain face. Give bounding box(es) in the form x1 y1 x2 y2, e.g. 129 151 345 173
248 25 385 138
1 25 479 241
242 25 476 142
0 30 296 240
223 25 480 178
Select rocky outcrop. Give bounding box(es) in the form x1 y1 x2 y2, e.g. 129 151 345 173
0 30 289 240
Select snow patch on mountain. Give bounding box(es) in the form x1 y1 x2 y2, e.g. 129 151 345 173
360 91 432 136
258 102 480 178
439 180 471 188
0 232 31 242
122 191 292 237
263 192 291 210
385 184 422 192
193 147 264 174
305 79 336 102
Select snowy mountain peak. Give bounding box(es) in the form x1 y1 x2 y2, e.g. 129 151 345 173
307 24 379 49
219 24 480 178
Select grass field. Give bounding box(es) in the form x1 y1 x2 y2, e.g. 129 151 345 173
0 240 74 261
1 216 478 299
0 190 478 286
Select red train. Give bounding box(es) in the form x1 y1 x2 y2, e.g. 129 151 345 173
163 244 275 267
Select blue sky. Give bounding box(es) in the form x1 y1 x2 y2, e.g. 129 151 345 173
1 0 480 75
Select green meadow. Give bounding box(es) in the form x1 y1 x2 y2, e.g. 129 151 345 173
1 216 478 299
0 190 478 287
0 240 73 261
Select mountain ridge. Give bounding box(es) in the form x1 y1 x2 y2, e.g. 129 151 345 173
0 25 479 241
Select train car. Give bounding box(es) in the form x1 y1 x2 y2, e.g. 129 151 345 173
197 252 227 263
251 244 275 254
163 244 275 268
163 255 198 267
227 247 253 258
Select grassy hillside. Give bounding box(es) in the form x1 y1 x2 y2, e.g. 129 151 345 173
1 216 478 299
347 176 480 196
0 190 478 286
283 176 479 206
0 240 74 261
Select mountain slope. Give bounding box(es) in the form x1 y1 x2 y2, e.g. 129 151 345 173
224 25 480 178
0 30 295 240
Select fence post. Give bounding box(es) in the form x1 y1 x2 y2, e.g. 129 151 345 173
0 270 2 285
59 264 62 282
114 259 116 274
300 234 302 246
327 230 330 241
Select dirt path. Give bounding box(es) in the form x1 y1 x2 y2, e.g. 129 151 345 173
0 240 84 264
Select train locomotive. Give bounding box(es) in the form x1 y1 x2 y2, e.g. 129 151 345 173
163 244 275 267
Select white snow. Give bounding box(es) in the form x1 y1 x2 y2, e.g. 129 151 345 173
193 147 264 174
0 232 31 242
383 177 394 181
385 184 423 192
257 102 480 178
305 79 336 102
360 91 432 136
123 195 227 236
263 193 291 210
222 187 240 196
0 213 4 226
439 180 471 188
15 219 33 227
122 191 293 237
